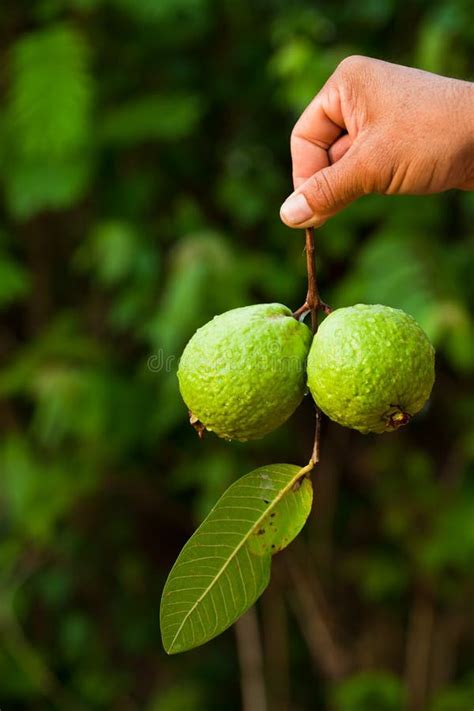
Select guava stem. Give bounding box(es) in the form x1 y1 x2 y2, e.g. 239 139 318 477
304 228 330 465
295 227 331 466
305 227 332 323
292 227 331 324
292 303 311 320
305 227 319 333
311 407 322 465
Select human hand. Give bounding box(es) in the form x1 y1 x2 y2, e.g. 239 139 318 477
280 56 474 228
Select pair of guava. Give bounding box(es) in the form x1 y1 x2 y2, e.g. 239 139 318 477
177 302 435 440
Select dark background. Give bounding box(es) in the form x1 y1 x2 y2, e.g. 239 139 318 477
0 1 473 709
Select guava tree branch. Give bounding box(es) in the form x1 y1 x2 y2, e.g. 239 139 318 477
235 608 267 711
283 550 349 680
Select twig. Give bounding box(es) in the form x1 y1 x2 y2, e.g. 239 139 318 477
0 584 85 711
429 611 463 697
293 227 331 464
404 587 436 711
235 607 267 711
293 227 331 327
311 407 322 464
305 227 328 328
284 551 348 680
262 574 290 711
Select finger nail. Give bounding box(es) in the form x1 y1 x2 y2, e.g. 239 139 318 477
280 193 313 226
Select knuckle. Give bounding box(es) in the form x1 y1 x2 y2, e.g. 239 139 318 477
290 125 301 146
291 110 313 143
337 54 367 75
334 56 374 120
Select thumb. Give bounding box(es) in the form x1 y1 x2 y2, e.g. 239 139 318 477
280 150 366 228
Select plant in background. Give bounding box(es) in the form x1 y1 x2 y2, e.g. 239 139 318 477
160 228 435 654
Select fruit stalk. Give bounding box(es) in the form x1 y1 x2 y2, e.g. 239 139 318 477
307 228 322 465
302 227 329 464
311 407 322 465
305 227 322 332
293 227 331 327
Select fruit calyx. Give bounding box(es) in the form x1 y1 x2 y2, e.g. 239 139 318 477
385 407 411 430
189 411 206 439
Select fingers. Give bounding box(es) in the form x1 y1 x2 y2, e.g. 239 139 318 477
328 133 352 163
280 147 365 228
282 76 360 226
290 83 347 189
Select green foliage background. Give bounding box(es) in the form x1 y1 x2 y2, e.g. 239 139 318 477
0 1 473 709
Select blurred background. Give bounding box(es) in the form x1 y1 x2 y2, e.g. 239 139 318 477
0 1 473 709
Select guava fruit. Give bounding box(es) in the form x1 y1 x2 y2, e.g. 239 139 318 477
178 303 312 441
307 304 435 434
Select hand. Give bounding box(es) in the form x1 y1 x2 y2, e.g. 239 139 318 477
280 56 474 228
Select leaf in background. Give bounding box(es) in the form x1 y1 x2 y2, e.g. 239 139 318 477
74 220 141 286
331 671 405 711
415 5 469 77
268 37 344 111
0 315 103 397
2 24 94 219
0 255 30 307
147 681 203 711
146 232 244 357
9 24 93 157
160 463 313 654
420 492 474 574
333 230 474 372
431 677 474 711
4 153 92 220
100 94 202 146
0 436 99 542
171 452 238 524
111 0 208 24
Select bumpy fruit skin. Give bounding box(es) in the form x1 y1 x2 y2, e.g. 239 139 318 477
307 304 435 434
178 303 312 441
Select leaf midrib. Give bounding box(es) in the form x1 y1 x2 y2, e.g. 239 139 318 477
167 461 313 653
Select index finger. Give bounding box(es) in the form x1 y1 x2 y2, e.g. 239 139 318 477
290 83 346 189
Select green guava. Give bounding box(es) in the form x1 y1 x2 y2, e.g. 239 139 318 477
178 303 312 441
307 304 435 434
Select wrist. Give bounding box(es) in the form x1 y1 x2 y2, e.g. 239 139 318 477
453 80 474 186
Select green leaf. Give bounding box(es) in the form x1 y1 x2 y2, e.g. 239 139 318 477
111 0 208 25
100 93 202 146
74 220 140 285
160 463 313 654
332 671 405 711
4 153 92 220
9 25 93 157
0 255 30 307
2 24 94 219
